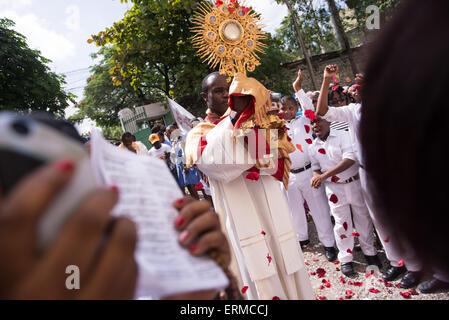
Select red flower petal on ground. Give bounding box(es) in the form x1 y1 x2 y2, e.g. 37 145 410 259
351 232 360 237
313 258 318 262
347 248 353 254
343 221 348 231
261 230 266 236
345 290 355 299
310 272 316 276
331 176 340 183
267 253 272 264
305 138 313 144
318 296 327 300
400 292 411 299
369 288 380 293
384 282 392 287
387 289 393 294
398 258 404 267
241 286 248 294
304 125 310 133
334 260 340 265
352 282 363 287
330 194 339 204
340 234 347 239
316 268 326 278
339 276 346 284
410 289 419 296
245 172 260 181
318 148 326 154
272 296 280 300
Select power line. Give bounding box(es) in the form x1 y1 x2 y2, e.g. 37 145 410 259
58 67 91 76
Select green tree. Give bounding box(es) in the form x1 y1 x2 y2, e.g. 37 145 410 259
70 46 163 129
248 34 298 95
0 18 73 117
88 0 210 116
82 0 299 128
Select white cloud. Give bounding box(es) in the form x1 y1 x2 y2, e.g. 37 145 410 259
246 0 288 34
0 10 75 63
0 0 32 11
65 5 80 31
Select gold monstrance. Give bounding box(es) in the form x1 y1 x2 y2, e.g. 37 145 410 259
192 0 267 81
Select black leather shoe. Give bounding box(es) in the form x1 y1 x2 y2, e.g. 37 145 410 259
324 247 337 262
341 262 355 276
418 278 449 294
382 265 406 281
400 271 423 289
299 240 310 248
364 254 382 269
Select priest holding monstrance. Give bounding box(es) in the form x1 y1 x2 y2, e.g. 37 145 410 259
186 0 313 300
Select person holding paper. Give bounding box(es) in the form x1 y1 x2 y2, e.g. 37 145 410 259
185 73 314 300
0 160 232 300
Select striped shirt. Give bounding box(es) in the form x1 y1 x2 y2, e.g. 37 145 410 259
330 121 349 131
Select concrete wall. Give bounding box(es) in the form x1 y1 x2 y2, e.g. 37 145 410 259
280 45 372 93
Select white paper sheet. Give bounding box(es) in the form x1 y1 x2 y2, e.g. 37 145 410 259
90 131 229 299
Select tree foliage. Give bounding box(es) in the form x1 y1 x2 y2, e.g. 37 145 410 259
77 0 302 130
87 0 211 117
70 47 163 129
275 1 339 58
0 18 73 117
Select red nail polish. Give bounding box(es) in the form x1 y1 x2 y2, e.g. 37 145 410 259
56 160 74 172
178 230 189 243
175 198 185 205
109 185 119 193
189 243 198 253
174 215 185 227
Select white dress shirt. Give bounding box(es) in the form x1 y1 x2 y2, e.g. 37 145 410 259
309 129 359 182
321 103 363 166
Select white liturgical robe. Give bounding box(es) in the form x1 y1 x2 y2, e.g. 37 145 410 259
192 116 313 300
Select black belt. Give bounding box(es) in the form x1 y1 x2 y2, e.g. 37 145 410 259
335 173 360 184
291 163 311 174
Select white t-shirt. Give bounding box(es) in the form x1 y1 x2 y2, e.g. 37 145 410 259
309 129 359 182
322 103 363 165
148 144 171 158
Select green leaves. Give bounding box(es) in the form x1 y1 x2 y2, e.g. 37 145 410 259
0 18 72 117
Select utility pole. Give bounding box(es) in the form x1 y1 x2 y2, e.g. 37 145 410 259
326 0 359 75
284 0 318 90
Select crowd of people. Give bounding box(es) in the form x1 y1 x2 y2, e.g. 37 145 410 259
0 0 448 300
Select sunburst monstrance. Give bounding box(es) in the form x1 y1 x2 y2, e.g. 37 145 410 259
191 0 267 81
